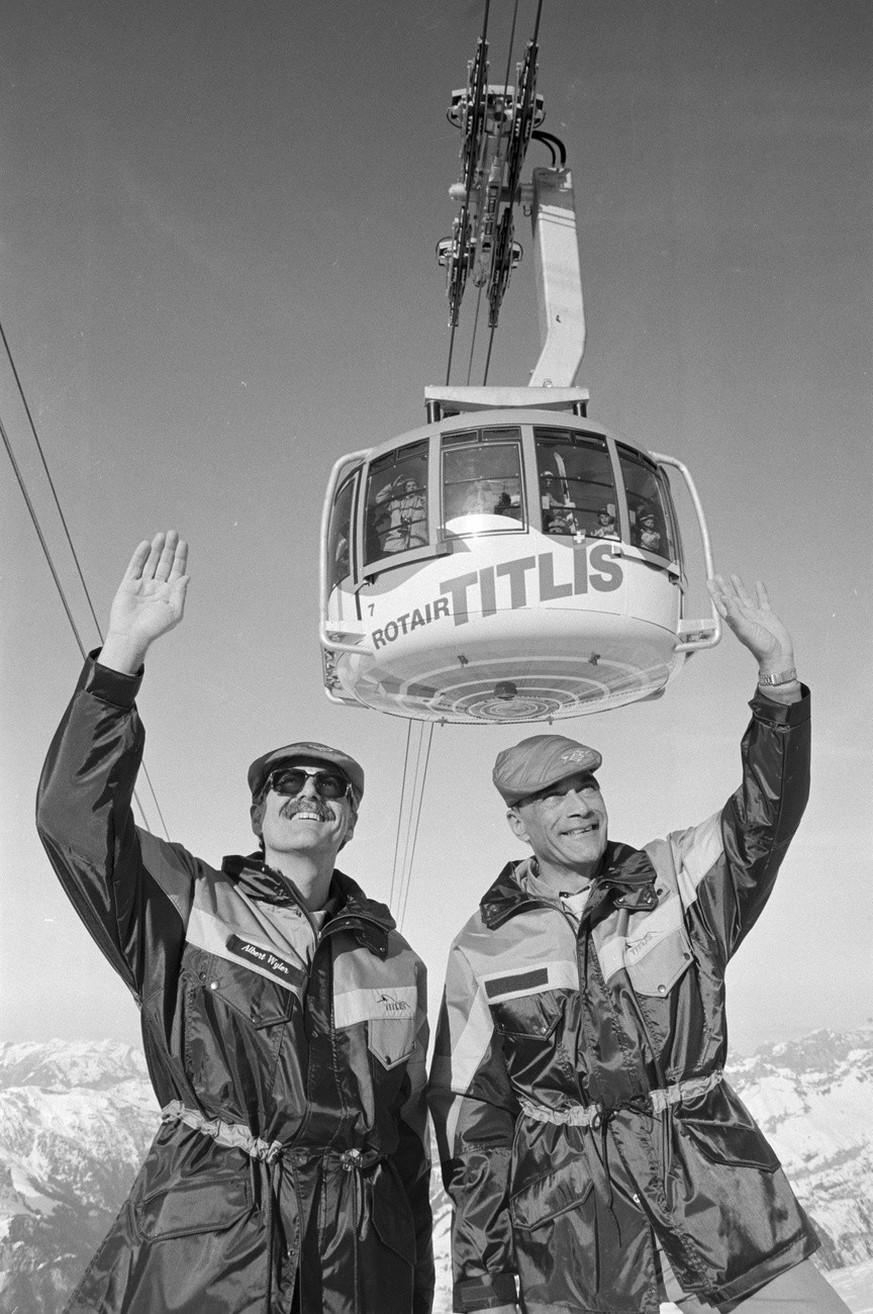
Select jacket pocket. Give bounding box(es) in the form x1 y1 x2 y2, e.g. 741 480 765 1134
368 1015 417 1070
493 989 563 1039
624 923 694 997
679 1117 780 1172
510 1158 593 1232
135 1171 253 1241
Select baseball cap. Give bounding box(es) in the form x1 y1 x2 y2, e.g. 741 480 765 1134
493 734 602 805
248 742 365 802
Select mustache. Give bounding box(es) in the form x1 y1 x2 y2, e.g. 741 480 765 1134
280 798 331 822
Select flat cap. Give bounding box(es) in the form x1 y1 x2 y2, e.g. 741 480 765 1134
248 741 365 802
493 734 602 805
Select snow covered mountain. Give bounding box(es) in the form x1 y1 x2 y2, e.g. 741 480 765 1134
727 1029 873 1271
0 1041 159 1314
0 1030 870 1313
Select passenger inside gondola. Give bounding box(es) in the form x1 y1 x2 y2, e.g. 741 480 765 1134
618 444 674 558
443 438 524 525
362 442 430 562
631 503 663 553
374 477 427 553
534 429 618 539
592 507 618 539
541 473 572 534
636 508 661 552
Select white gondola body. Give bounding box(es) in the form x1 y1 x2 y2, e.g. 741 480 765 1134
320 407 718 724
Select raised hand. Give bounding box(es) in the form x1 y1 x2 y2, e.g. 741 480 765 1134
706 574 795 677
100 532 190 674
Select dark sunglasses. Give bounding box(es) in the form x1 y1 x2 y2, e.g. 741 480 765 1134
264 767 352 801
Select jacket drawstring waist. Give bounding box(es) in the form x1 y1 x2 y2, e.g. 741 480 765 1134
519 1095 601 1126
161 1099 284 1161
517 1069 724 1128
518 1071 724 1260
648 1069 724 1112
160 1103 384 1314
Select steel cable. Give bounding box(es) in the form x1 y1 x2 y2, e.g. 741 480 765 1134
0 320 169 838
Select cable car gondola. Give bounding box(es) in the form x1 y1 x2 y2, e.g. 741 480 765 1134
318 23 719 726
320 388 717 723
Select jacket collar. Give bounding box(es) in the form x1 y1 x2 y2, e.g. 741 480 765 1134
480 842 658 930
222 853 396 957
596 843 660 910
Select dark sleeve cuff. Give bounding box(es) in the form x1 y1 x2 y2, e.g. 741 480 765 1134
454 1272 517 1310
78 649 144 708
749 683 810 728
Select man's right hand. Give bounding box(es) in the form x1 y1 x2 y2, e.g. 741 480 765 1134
99 531 189 675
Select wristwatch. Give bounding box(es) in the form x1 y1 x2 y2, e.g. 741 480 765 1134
758 667 798 686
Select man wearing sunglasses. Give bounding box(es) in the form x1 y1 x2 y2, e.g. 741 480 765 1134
37 531 434 1314
430 577 849 1314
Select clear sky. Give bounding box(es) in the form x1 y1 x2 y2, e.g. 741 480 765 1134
1 0 870 1056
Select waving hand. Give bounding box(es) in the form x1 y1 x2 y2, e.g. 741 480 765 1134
707 574 795 679
100 531 190 674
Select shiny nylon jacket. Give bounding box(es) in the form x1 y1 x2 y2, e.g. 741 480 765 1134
429 690 817 1313
36 657 434 1314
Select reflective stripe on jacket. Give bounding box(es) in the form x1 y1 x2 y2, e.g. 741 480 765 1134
36 655 434 1314
428 689 816 1314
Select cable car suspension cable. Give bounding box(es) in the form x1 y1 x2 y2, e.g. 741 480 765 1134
388 719 418 912
397 723 433 934
486 0 543 332
464 286 485 385
0 319 169 839
444 0 493 380
1 412 93 664
412 1 544 915
447 0 545 384
0 409 162 834
470 0 519 326
499 0 521 98
394 721 434 934
482 322 498 385
0 320 105 641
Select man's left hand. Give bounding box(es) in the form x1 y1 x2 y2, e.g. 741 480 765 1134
707 574 795 678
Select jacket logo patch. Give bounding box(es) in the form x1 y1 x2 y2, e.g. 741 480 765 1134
226 935 304 986
378 992 412 1014
485 968 549 1000
333 985 418 1028
625 928 660 960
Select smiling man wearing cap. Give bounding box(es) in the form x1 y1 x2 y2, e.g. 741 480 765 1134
429 577 848 1314
36 533 434 1314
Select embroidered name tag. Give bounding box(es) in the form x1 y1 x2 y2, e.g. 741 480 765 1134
226 935 304 986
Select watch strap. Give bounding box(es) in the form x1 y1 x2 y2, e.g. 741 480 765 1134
758 667 798 687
